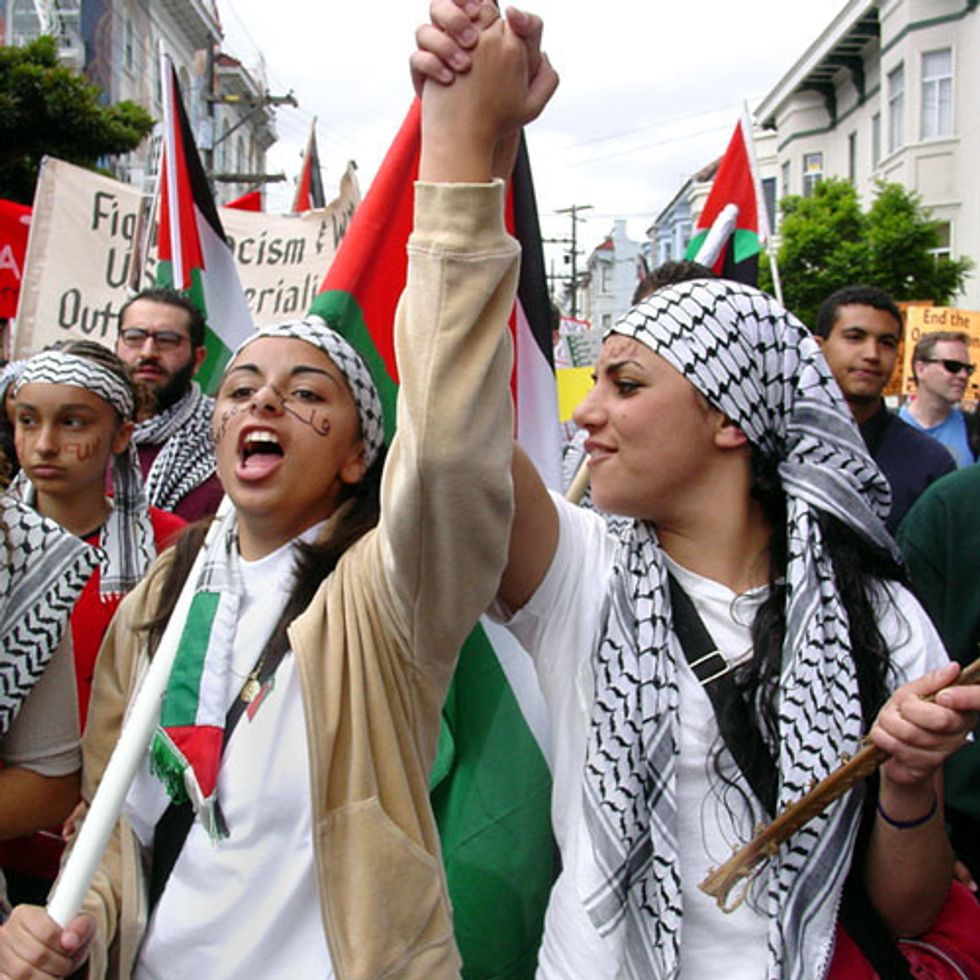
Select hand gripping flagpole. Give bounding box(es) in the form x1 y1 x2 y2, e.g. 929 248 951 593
47 498 231 927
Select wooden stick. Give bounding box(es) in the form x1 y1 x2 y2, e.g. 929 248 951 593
699 655 980 912
565 457 590 505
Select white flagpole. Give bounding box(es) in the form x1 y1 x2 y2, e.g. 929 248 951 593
47 499 231 926
740 101 785 307
693 203 739 269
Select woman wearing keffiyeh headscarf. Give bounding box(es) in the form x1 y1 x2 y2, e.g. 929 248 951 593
491 278 979 979
1 341 185 903
0 13 558 980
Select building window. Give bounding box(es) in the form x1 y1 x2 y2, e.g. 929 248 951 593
802 152 823 197
847 132 857 182
124 16 135 73
929 221 952 264
660 241 673 264
151 42 162 107
600 263 612 293
680 221 693 252
887 63 905 153
219 121 230 172
762 177 777 234
10 0 42 45
871 112 881 168
601 313 612 331
236 135 246 175
781 160 791 198
921 48 953 140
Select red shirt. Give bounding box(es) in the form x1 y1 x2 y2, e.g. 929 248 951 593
72 507 186 730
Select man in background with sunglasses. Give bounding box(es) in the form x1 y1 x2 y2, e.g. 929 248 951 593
900 330 977 468
114 288 223 522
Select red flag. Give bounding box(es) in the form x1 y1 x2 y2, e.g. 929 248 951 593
309 100 557 979
685 111 769 285
225 189 262 211
0 199 31 319
292 118 326 213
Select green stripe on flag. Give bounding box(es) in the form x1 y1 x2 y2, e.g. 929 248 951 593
685 230 708 262
196 325 234 395
155 261 235 395
732 227 762 265
160 592 222 726
430 625 555 980
308 289 399 444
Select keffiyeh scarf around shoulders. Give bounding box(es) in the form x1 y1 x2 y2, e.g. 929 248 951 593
0 495 99 736
580 280 899 979
133 382 217 511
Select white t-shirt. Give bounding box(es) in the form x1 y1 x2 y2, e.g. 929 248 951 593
496 493 947 980
135 529 334 980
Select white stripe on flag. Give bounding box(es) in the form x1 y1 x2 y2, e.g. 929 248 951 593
514 299 562 491
196 204 255 353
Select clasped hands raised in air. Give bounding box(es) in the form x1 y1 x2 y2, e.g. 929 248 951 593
413 1 558 183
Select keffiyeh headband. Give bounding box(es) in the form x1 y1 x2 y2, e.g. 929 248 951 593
232 316 385 467
14 350 155 598
582 279 898 978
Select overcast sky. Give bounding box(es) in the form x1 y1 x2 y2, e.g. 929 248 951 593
219 0 847 274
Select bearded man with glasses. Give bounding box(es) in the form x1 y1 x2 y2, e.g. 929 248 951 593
115 288 224 521
900 330 977 468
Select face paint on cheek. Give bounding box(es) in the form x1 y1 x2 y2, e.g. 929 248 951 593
275 391 333 438
214 404 241 445
68 436 103 462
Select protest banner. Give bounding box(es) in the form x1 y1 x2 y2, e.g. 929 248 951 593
13 158 359 357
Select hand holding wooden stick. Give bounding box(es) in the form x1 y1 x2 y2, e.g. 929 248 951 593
700 655 980 912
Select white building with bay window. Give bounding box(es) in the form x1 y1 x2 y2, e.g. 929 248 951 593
757 0 979 307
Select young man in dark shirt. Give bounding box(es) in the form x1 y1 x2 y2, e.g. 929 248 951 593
813 285 955 533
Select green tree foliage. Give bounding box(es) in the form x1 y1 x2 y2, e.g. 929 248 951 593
760 177 973 328
0 36 155 203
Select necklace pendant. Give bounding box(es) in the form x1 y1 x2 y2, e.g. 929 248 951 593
241 676 262 703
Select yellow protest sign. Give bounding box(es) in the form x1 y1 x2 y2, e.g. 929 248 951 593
902 306 980 401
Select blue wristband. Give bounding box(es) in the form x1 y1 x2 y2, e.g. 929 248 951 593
876 790 938 830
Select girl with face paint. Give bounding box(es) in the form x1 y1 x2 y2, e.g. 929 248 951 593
0 341 185 904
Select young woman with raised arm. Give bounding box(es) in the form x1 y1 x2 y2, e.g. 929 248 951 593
0 9 557 978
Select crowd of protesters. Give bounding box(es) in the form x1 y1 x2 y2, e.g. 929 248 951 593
0 3 977 978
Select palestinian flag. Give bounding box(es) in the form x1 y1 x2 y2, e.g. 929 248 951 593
685 109 769 285
157 56 254 393
292 118 326 213
310 99 558 980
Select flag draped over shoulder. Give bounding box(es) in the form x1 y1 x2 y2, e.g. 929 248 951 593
309 100 557 980
292 118 326 213
157 56 254 393
685 111 768 285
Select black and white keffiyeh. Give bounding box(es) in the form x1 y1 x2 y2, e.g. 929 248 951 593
132 382 217 511
0 495 98 736
232 316 385 468
581 279 898 979
14 350 156 598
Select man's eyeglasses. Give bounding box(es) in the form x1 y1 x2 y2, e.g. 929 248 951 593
920 357 975 377
119 328 188 352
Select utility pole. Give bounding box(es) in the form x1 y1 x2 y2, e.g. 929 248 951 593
555 204 592 319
